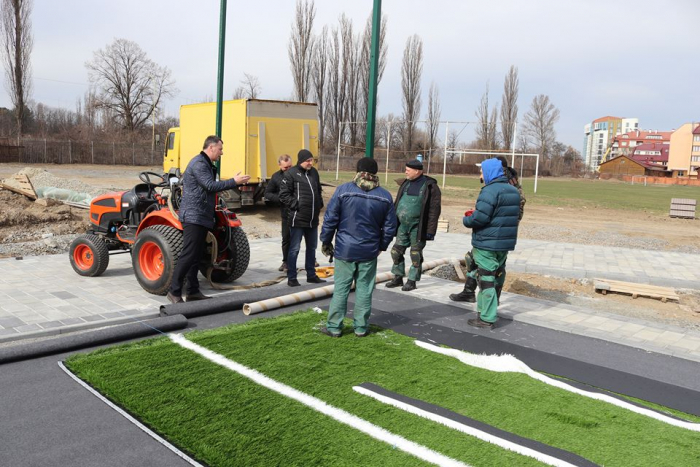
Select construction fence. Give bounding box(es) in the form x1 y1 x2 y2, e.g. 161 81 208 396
0 139 161 166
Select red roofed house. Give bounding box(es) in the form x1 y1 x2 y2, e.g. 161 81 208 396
610 130 672 159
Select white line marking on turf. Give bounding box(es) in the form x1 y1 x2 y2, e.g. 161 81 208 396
354 385 577 467
58 361 203 467
169 333 469 467
415 340 700 432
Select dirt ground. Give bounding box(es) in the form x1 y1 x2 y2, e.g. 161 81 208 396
1 163 699 329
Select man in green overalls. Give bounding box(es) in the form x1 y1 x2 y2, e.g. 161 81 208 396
385 159 441 291
449 158 520 328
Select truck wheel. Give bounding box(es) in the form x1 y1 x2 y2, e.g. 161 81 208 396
69 234 109 277
132 225 183 295
202 226 250 283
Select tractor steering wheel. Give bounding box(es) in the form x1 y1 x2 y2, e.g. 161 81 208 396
139 171 168 188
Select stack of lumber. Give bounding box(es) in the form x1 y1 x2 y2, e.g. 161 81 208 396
594 278 679 302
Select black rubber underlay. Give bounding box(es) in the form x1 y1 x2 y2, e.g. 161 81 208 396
367 289 700 417
159 282 328 318
357 382 598 467
0 314 188 365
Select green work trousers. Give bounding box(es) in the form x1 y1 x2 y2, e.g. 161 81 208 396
326 258 378 335
466 247 507 323
390 223 425 281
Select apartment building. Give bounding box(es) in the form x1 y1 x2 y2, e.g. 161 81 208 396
582 116 638 171
668 123 700 177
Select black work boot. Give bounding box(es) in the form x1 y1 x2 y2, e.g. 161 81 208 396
401 279 417 291
385 276 404 288
449 277 477 302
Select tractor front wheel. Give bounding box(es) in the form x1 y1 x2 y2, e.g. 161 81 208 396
69 234 110 276
132 225 183 295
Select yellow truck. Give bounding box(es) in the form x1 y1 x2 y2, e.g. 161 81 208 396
164 99 319 208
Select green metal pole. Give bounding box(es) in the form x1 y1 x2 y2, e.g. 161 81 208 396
215 0 227 174
364 0 382 159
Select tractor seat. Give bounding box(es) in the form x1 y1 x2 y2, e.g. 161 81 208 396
130 183 158 213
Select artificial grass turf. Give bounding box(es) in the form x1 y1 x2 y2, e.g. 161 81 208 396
65 311 700 467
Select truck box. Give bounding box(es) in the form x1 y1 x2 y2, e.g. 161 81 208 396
164 99 319 207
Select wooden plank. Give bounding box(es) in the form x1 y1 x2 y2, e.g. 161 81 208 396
594 278 679 301
12 174 36 199
0 181 36 200
453 260 466 282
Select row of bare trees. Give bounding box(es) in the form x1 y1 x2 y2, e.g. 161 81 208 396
288 0 389 153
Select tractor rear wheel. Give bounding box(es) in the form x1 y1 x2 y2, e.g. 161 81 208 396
132 225 183 295
201 226 250 283
69 234 109 276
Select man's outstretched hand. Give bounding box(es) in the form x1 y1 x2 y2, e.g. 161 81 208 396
234 172 251 185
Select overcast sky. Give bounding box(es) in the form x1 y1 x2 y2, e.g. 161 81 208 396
7 0 699 151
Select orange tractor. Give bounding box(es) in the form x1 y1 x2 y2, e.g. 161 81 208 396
68 171 249 295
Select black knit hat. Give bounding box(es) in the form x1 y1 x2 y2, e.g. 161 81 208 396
357 157 378 174
297 149 314 164
406 159 423 170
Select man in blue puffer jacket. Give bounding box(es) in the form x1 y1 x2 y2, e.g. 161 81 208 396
449 158 520 328
319 157 397 337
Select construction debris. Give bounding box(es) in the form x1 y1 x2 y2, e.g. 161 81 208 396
0 174 36 200
594 278 679 303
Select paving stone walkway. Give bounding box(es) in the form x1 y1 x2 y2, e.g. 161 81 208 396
1 233 699 363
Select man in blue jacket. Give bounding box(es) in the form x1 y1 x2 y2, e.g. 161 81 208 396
167 136 250 304
319 157 397 337
449 158 520 328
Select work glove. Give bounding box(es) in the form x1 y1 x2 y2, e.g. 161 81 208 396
322 243 334 262
464 209 474 217
425 233 435 241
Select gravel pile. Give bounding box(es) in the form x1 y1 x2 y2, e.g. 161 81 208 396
17 167 106 198
0 233 74 258
425 264 461 281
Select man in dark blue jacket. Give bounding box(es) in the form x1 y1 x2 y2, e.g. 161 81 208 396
279 149 325 287
167 135 250 304
264 154 293 272
319 157 397 337
449 158 520 328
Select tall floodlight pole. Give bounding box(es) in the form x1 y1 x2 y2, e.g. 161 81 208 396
364 0 382 159
215 0 228 175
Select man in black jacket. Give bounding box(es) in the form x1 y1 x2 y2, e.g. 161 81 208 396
167 135 250 304
279 149 326 287
264 154 293 271
385 159 442 291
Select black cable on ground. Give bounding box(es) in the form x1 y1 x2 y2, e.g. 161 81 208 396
0 314 188 365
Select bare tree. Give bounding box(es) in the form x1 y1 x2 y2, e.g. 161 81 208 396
522 94 560 162
475 83 498 150
311 26 328 150
234 73 261 99
86 38 177 131
425 81 441 158
1 0 32 136
288 0 315 102
500 65 519 150
401 34 423 153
